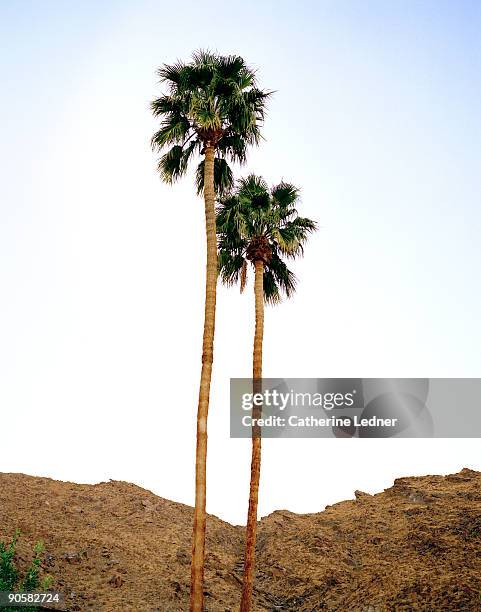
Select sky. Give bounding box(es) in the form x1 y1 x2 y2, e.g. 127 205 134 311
1 0 480 525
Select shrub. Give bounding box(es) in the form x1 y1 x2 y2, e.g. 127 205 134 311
0 530 52 612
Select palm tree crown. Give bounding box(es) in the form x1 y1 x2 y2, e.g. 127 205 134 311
216 175 317 302
151 51 271 194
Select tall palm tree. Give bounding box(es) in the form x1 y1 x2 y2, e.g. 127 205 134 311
151 52 270 612
216 175 316 612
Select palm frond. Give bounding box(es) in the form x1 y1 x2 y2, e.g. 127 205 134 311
156 61 186 88
238 174 268 192
268 252 297 298
151 116 191 149
196 157 234 196
150 95 184 118
273 217 317 258
271 182 300 208
216 55 251 83
240 260 248 293
156 145 186 183
217 249 245 286
217 132 248 164
216 193 250 239
191 49 217 68
262 268 281 304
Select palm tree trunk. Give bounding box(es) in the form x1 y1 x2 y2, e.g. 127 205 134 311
190 144 217 612
240 258 264 612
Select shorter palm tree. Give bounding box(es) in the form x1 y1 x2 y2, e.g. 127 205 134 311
216 175 316 611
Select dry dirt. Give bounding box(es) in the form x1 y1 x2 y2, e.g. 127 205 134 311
0 469 480 611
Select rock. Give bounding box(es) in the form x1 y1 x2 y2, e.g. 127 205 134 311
176 550 189 564
62 552 82 564
355 490 372 500
106 558 119 566
141 498 157 513
45 553 56 567
109 574 125 588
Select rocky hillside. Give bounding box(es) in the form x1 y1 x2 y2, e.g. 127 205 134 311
0 469 480 611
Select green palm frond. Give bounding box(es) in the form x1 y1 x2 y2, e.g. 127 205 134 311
262 268 281 304
216 55 252 84
156 61 186 89
196 157 234 196
151 116 191 148
216 191 248 231
191 49 217 69
217 132 248 164
269 251 297 298
271 182 300 208
156 145 186 183
150 95 184 118
237 174 269 197
218 249 245 286
273 216 317 258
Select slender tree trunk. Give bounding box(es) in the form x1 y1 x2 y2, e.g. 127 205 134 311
240 259 264 612
190 144 217 612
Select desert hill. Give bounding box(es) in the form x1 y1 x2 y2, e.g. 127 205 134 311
1 469 480 611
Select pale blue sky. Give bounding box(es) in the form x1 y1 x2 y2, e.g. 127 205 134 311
1 1 480 522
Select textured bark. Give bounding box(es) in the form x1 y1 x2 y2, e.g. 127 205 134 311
190 144 217 612
240 259 264 612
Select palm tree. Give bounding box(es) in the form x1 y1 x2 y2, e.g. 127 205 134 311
151 52 270 612
216 175 316 612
